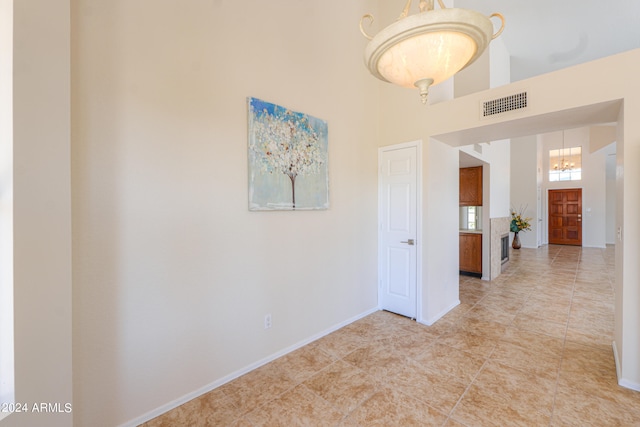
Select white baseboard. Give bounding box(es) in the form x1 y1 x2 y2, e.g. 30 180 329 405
612 341 640 392
618 378 640 392
613 341 622 380
418 300 460 326
121 306 379 427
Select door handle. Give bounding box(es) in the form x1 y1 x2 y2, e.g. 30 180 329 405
401 239 415 245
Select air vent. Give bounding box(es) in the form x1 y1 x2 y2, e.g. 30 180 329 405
482 92 528 117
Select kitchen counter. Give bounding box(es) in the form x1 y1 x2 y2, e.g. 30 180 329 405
460 229 483 234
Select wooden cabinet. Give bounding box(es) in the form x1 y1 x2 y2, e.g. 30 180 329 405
459 233 482 274
460 166 483 206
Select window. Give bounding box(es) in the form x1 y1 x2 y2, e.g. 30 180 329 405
549 146 582 181
467 206 476 229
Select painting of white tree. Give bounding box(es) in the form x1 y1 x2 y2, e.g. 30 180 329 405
248 97 329 210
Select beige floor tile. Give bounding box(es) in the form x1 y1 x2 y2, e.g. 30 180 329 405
342 344 408 381
459 290 488 305
518 302 571 324
533 284 574 299
565 326 613 348
218 362 297 413
569 316 615 333
552 386 640 426
472 360 557 416
341 387 448 426
511 313 567 339
570 296 614 311
386 359 469 414
411 342 486 383
451 316 509 341
477 292 527 308
437 328 499 359
270 344 337 383
373 329 438 358
303 360 377 414
311 327 369 359
340 316 407 343
443 418 468 427
501 326 564 351
561 341 615 373
141 388 242 426
451 383 551 427
491 282 528 294
245 384 344 427
438 303 475 324
490 341 562 382
228 417 254 427
463 304 518 325
557 367 640 410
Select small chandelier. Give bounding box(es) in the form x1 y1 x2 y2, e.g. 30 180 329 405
554 131 574 171
360 0 505 104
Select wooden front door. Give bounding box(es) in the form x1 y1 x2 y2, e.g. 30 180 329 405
548 189 582 246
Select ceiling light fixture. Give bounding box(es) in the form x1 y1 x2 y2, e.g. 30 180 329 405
359 0 505 104
554 131 574 171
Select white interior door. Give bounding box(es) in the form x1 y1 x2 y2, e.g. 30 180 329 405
379 145 418 319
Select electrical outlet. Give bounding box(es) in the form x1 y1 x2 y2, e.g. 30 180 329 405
264 314 272 329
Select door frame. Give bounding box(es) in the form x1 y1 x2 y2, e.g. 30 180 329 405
548 187 583 245
378 140 423 320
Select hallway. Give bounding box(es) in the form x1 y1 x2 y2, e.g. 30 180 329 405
143 245 640 426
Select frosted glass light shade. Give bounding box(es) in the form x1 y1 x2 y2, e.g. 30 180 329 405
362 7 500 103
377 31 476 88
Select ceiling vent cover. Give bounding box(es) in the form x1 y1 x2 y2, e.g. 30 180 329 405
482 92 527 117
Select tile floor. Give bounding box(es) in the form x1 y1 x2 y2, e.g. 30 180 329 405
142 245 640 426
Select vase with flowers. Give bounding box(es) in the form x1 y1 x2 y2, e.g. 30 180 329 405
510 206 532 249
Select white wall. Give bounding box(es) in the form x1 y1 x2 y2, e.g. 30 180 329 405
71 1 380 425
489 37 510 89
0 0 14 415
8 1 73 426
539 128 608 248
422 139 459 324
618 91 640 390
458 141 510 220
487 140 511 219
510 135 539 248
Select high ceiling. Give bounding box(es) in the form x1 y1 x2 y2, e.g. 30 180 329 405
458 0 640 82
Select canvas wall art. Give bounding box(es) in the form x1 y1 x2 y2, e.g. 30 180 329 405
247 97 329 211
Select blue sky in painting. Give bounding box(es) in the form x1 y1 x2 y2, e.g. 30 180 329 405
248 97 328 139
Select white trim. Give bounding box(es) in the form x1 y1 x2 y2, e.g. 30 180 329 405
120 307 379 427
618 378 640 392
418 300 460 326
612 341 640 392
378 140 423 321
613 340 621 379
